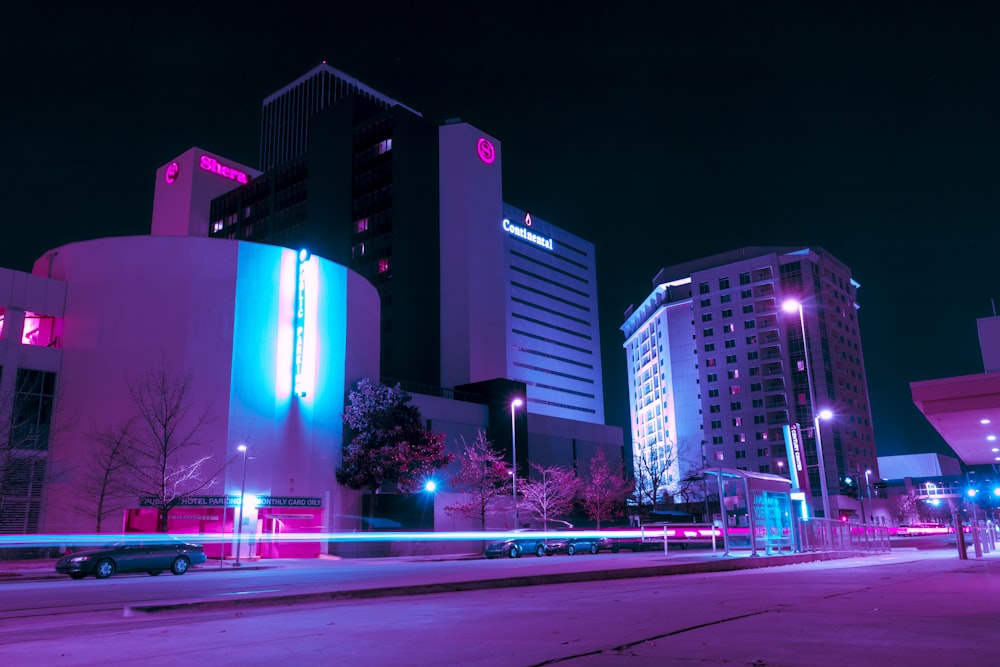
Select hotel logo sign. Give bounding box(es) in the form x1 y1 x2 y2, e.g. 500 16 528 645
502 215 554 251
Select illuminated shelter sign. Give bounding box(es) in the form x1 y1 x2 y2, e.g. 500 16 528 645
293 249 310 397
502 216 554 251
782 423 812 496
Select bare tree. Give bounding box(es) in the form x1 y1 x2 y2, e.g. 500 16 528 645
579 449 633 529
122 364 221 532
518 463 579 531
78 419 137 532
443 430 511 530
630 445 674 514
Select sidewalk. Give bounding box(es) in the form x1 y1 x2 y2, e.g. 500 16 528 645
0 545 927 612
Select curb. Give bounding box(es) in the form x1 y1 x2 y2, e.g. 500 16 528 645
124 551 861 615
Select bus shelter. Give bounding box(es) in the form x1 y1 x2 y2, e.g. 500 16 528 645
701 467 795 556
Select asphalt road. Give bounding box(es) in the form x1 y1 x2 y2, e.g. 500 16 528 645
1 545 996 666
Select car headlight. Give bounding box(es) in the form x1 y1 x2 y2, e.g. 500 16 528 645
70 556 91 563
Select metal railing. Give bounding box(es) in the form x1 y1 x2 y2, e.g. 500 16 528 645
798 518 891 554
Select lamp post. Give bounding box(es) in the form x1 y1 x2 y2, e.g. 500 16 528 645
511 398 523 529
783 299 832 521
235 444 248 567
865 468 873 524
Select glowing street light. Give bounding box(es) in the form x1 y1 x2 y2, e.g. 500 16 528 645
783 299 832 520
235 444 248 567
511 398 523 529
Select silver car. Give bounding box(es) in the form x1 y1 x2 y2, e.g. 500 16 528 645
484 529 558 558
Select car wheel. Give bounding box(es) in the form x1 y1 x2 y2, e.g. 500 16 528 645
148 571 161 576
611 544 620 553
590 544 599 555
94 559 116 579
170 556 190 575
535 544 546 557
508 545 520 558
567 544 576 556
69 573 87 580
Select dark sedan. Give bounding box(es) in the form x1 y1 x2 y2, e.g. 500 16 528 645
55 539 207 579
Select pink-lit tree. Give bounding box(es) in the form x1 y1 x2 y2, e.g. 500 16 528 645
337 378 453 525
518 463 579 531
579 449 633 529
122 364 222 532
443 430 511 530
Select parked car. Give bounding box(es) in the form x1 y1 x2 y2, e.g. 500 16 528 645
557 536 609 556
55 538 207 579
484 529 559 559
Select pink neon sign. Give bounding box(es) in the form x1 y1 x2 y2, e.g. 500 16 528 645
165 162 180 184
199 156 249 184
476 137 495 164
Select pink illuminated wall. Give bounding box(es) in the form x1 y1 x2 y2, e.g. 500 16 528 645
34 236 379 543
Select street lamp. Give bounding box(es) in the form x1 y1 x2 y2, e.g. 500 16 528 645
865 468 873 524
511 398 523 529
235 444 248 567
783 299 832 521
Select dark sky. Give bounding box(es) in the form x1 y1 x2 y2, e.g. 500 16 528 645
5 3 1000 460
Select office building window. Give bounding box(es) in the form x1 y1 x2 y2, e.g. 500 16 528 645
744 320 756 329
700 298 711 307
739 272 751 285
699 282 710 294
719 278 730 289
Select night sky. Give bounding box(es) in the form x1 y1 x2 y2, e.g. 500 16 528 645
5 3 1000 461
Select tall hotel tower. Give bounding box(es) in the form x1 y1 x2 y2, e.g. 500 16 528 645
210 64 607 425
622 247 878 519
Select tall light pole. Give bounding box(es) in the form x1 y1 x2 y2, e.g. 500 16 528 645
235 444 248 567
511 398 523 529
783 299 832 521
865 468 873 523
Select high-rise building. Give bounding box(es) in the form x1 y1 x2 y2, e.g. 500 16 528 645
259 63 420 172
622 246 878 520
210 66 608 426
